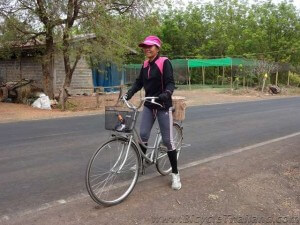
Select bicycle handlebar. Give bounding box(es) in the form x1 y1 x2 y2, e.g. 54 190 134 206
121 96 163 110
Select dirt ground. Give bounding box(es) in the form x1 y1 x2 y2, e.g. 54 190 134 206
0 88 297 123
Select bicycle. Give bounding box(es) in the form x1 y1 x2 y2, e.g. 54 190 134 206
85 96 183 206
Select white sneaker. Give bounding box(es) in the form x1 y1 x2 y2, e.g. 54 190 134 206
171 173 182 190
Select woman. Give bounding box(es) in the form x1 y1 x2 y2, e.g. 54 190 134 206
125 35 181 190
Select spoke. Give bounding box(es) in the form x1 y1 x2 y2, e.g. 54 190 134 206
87 139 139 203
121 155 136 167
90 171 111 183
118 168 137 174
95 172 115 197
160 158 168 168
92 172 113 189
91 167 111 174
104 173 119 199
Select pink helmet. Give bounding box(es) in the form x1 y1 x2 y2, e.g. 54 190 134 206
138 35 161 48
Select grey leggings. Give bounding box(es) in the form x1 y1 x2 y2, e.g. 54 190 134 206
140 106 175 151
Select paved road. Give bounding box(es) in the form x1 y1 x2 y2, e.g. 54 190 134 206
0 97 300 216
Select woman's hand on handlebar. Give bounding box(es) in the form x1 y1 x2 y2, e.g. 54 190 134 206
120 95 137 109
121 94 128 101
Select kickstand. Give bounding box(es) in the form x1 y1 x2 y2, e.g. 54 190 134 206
141 165 146 175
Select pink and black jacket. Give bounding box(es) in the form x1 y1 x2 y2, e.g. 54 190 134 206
127 55 175 109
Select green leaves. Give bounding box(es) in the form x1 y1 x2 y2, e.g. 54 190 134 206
157 0 300 65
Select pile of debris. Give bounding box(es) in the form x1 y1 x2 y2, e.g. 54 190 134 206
268 85 281 95
0 79 44 104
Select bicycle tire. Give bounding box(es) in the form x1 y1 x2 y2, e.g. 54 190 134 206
85 138 140 206
156 123 183 176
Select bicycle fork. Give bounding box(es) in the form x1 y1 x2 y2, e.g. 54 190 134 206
111 136 134 174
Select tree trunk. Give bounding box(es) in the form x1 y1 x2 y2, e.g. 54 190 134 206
262 78 266 93
59 29 81 110
41 32 54 99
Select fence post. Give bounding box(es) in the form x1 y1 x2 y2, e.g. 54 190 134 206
230 63 233 91
262 73 268 93
222 66 225 86
187 59 191 90
275 70 278 86
188 65 191 90
202 66 205 86
287 70 290 86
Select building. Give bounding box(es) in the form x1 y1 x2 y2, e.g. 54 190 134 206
0 34 137 95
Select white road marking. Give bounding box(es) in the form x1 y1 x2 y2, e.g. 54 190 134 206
1 131 300 222
180 131 300 170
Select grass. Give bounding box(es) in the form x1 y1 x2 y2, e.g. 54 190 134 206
176 84 300 96
176 84 231 91
281 86 300 95
56 100 78 111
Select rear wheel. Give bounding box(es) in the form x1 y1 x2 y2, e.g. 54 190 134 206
156 123 183 176
86 138 140 206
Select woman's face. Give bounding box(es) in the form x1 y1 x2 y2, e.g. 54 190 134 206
143 45 159 60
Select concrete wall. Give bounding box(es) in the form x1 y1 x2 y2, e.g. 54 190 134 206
53 55 93 95
0 55 94 95
0 57 43 86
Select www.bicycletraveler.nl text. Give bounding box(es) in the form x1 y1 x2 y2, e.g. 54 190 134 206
150 214 300 224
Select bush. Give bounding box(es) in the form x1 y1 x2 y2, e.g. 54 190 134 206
289 73 300 87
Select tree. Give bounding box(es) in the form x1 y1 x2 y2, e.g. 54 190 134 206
0 0 153 109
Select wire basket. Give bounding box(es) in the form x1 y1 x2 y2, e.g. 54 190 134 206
105 106 137 132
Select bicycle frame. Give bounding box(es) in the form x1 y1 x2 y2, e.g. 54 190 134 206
85 96 183 206
110 97 167 167
112 125 162 167
110 96 181 173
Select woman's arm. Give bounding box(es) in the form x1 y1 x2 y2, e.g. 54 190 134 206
158 59 175 102
163 59 175 96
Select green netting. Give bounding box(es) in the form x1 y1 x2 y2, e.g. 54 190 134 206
171 59 189 83
188 57 256 68
124 64 142 69
125 57 257 70
124 57 257 84
188 57 232 67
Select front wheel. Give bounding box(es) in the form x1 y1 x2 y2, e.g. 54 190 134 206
156 123 183 176
85 138 140 206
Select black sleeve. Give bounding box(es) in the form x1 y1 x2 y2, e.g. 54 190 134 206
163 59 175 96
127 66 143 98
